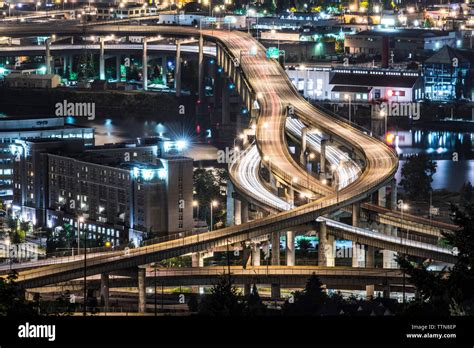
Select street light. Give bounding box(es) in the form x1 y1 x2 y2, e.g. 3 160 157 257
344 94 352 123
210 200 218 231
77 216 84 255
399 200 409 303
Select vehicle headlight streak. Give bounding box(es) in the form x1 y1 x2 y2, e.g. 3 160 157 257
285 118 361 190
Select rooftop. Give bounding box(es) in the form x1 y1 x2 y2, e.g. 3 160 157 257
351 29 455 38
330 71 420 88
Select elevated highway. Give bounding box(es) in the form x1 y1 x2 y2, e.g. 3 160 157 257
1 23 445 291
32 266 414 293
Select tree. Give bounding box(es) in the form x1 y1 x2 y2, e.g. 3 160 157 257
283 274 328 315
400 154 437 201
193 168 226 225
51 290 78 316
198 276 244 316
297 238 312 254
46 224 73 254
0 271 37 316
7 218 27 245
460 182 473 207
244 284 267 316
397 203 474 315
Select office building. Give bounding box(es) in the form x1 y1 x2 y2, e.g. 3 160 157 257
11 137 193 246
0 116 94 201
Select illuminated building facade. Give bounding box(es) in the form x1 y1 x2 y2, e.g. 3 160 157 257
423 45 474 101
0 116 94 202
12 138 193 246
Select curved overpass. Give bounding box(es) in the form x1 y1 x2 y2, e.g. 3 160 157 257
0 23 402 287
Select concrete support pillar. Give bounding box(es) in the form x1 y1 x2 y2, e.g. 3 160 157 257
45 38 52 75
234 198 242 225
138 267 146 313
352 242 365 268
390 178 398 210
99 37 105 80
286 231 295 266
382 250 398 269
244 284 251 296
68 54 73 75
383 284 390 299
116 55 121 81
366 246 375 268
271 231 280 266
378 186 386 208
175 40 182 97
271 283 281 299
320 139 327 179
300 128 308 166
352 202 360 227
62 56 67 76
192 252 204 267
288 186 295 207
100 273 109 311
198 35 204 102
142 38 148 91
251 243 261 266
241 199 249 224
366 284 375 299
318 221 334 267
222 78 230 125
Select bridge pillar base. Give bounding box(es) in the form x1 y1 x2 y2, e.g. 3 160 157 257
251 243 261 266
318 221 334 267
271 284 281 299
383 285 391 299
244 284 251 296
366 284 375 299
352 242 365 268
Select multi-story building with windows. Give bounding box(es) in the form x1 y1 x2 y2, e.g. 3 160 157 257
423 45 474 101
0 116 94 202
12 138 193 246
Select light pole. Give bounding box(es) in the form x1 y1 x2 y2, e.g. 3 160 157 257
210 200 218 231
344 94 352 123
78 216 86 316
399 201 409 303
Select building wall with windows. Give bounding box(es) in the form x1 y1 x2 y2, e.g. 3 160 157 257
0 117 94 202
286 66 423 102
12 138 193 246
